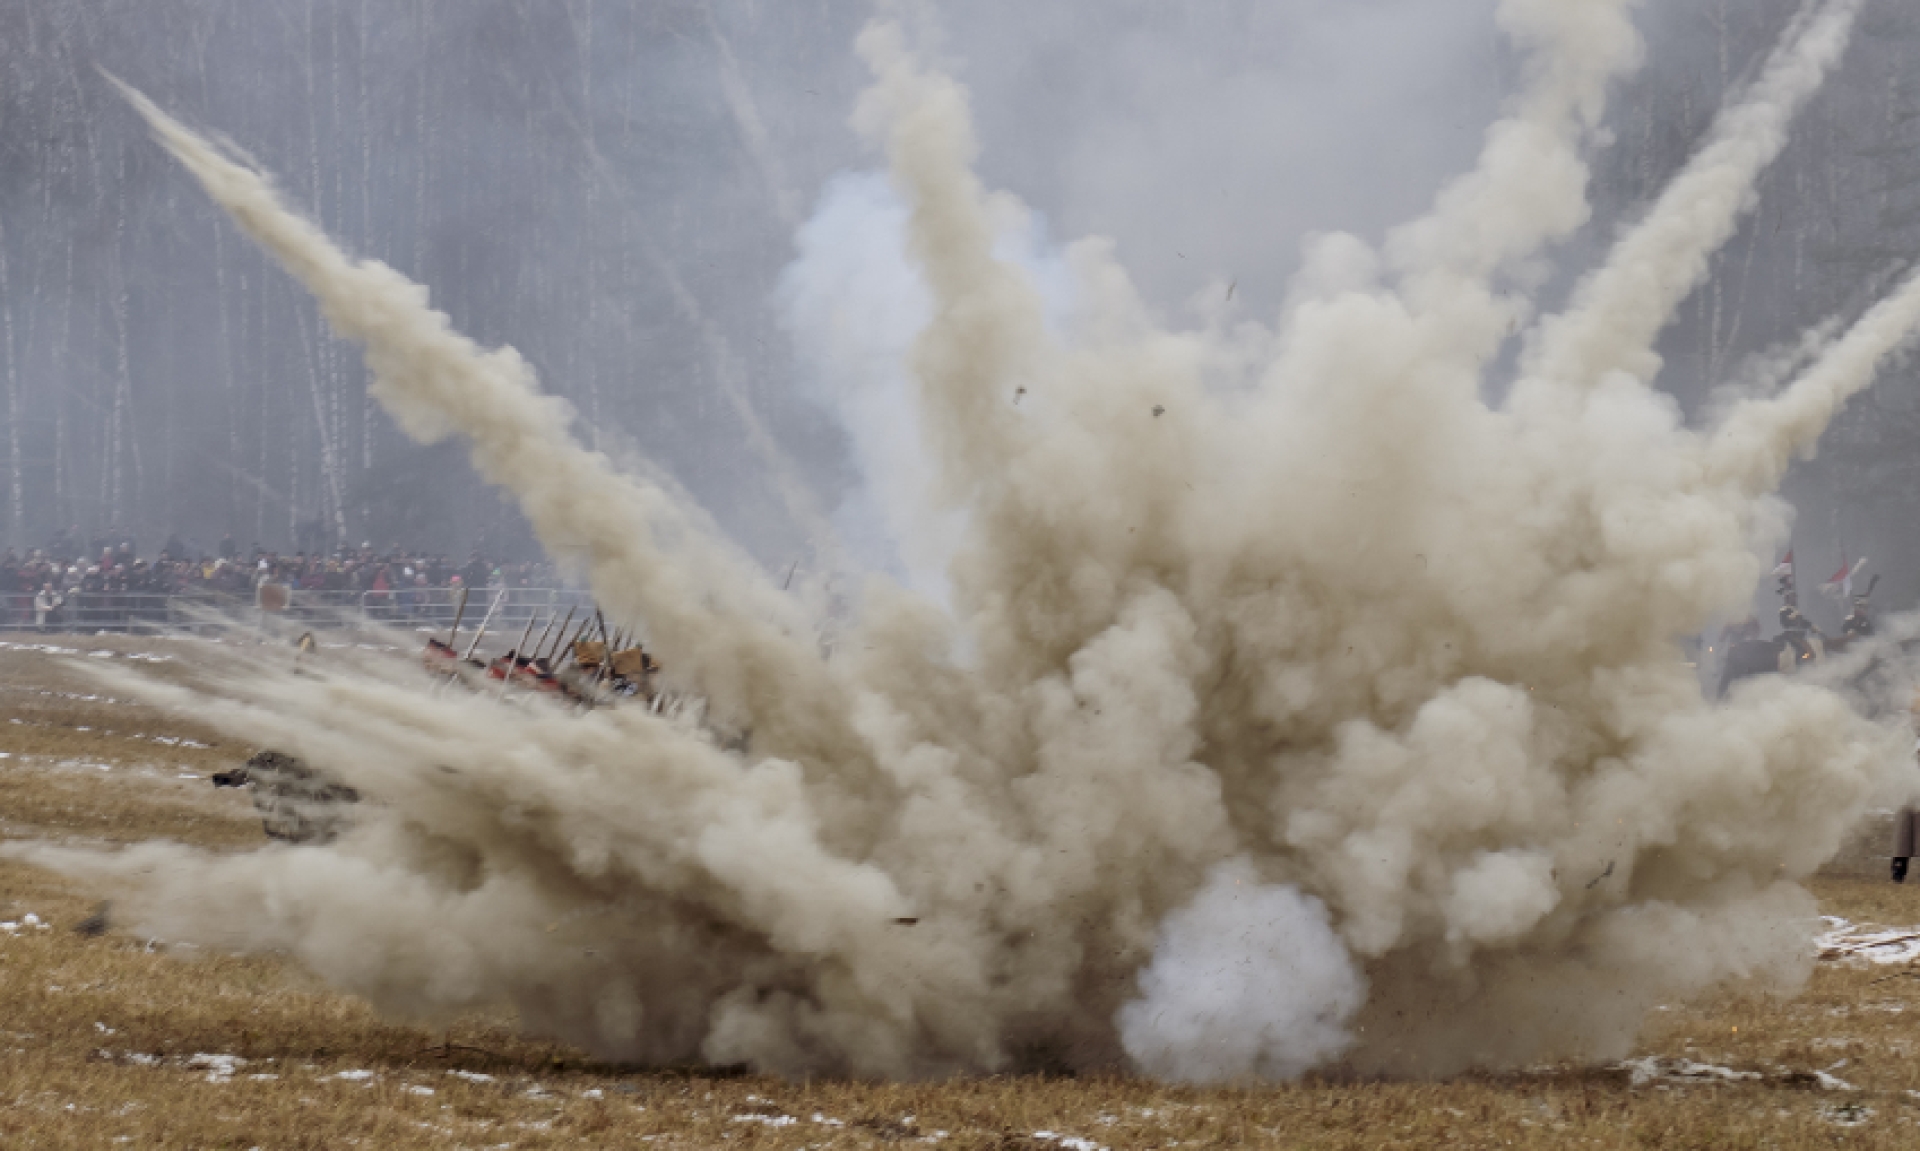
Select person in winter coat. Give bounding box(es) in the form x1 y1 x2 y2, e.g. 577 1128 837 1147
33 583 62 631
1894 689 1920 884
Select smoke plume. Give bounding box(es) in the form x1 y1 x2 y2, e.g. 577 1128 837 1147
11 0 1920 1081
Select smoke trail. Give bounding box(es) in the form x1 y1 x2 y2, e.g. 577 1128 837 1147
1387 0 1645 288
12 3 1918 1083
1525 0 1863 390
1710 263 1920 492
100 75 850 755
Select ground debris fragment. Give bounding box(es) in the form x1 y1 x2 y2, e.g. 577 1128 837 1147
73 902 110 938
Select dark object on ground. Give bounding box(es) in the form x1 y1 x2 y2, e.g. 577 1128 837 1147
212 750 359 844
73 901 110 937
1895 857 1910 884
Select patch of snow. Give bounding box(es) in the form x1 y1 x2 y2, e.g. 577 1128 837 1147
733 1114 798 1127
1618 1057 1760 1088
329 1069 376 1083
1032 1132 1107 1151
406 1085 434 1096
1817 918 1920 965
447 1070 494 1084
581 1088 602 1099
188 1053 247 1082
0 640 82 656
812 1112 845 1126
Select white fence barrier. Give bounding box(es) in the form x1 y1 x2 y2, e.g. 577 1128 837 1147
0 587 595 634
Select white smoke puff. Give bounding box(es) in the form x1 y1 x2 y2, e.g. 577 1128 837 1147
780 171 941 588
778 170 1077 596
1118 861 1364 1083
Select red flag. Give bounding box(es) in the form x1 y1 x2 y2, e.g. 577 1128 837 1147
1822 556 1867 602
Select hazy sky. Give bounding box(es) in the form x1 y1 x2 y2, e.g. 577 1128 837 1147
1 0 1913 621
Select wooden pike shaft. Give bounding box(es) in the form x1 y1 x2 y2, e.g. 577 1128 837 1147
513 612 539 662
531 611 561 663
446 585 471 649
463 590 506 660
591 610 613 687
556 612 594 670
541 607 575 661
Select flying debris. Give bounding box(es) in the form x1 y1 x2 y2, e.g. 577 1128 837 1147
72 902 111 939
212 750 359 845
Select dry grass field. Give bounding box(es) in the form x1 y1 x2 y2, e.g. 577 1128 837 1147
6 634 1920 1149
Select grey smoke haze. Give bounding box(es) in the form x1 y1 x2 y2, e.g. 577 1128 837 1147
0 0 1577 567
7 0 1920 1086
5 0 1914 634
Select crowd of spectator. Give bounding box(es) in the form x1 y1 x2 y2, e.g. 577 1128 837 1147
0 529 565 631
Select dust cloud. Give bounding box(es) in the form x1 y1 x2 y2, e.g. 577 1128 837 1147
10 0 1920 1081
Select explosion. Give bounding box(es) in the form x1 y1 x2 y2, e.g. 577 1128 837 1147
12 0 1920 1080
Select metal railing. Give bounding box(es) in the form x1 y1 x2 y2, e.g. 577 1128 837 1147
356 587 596 633
0 587 594 635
